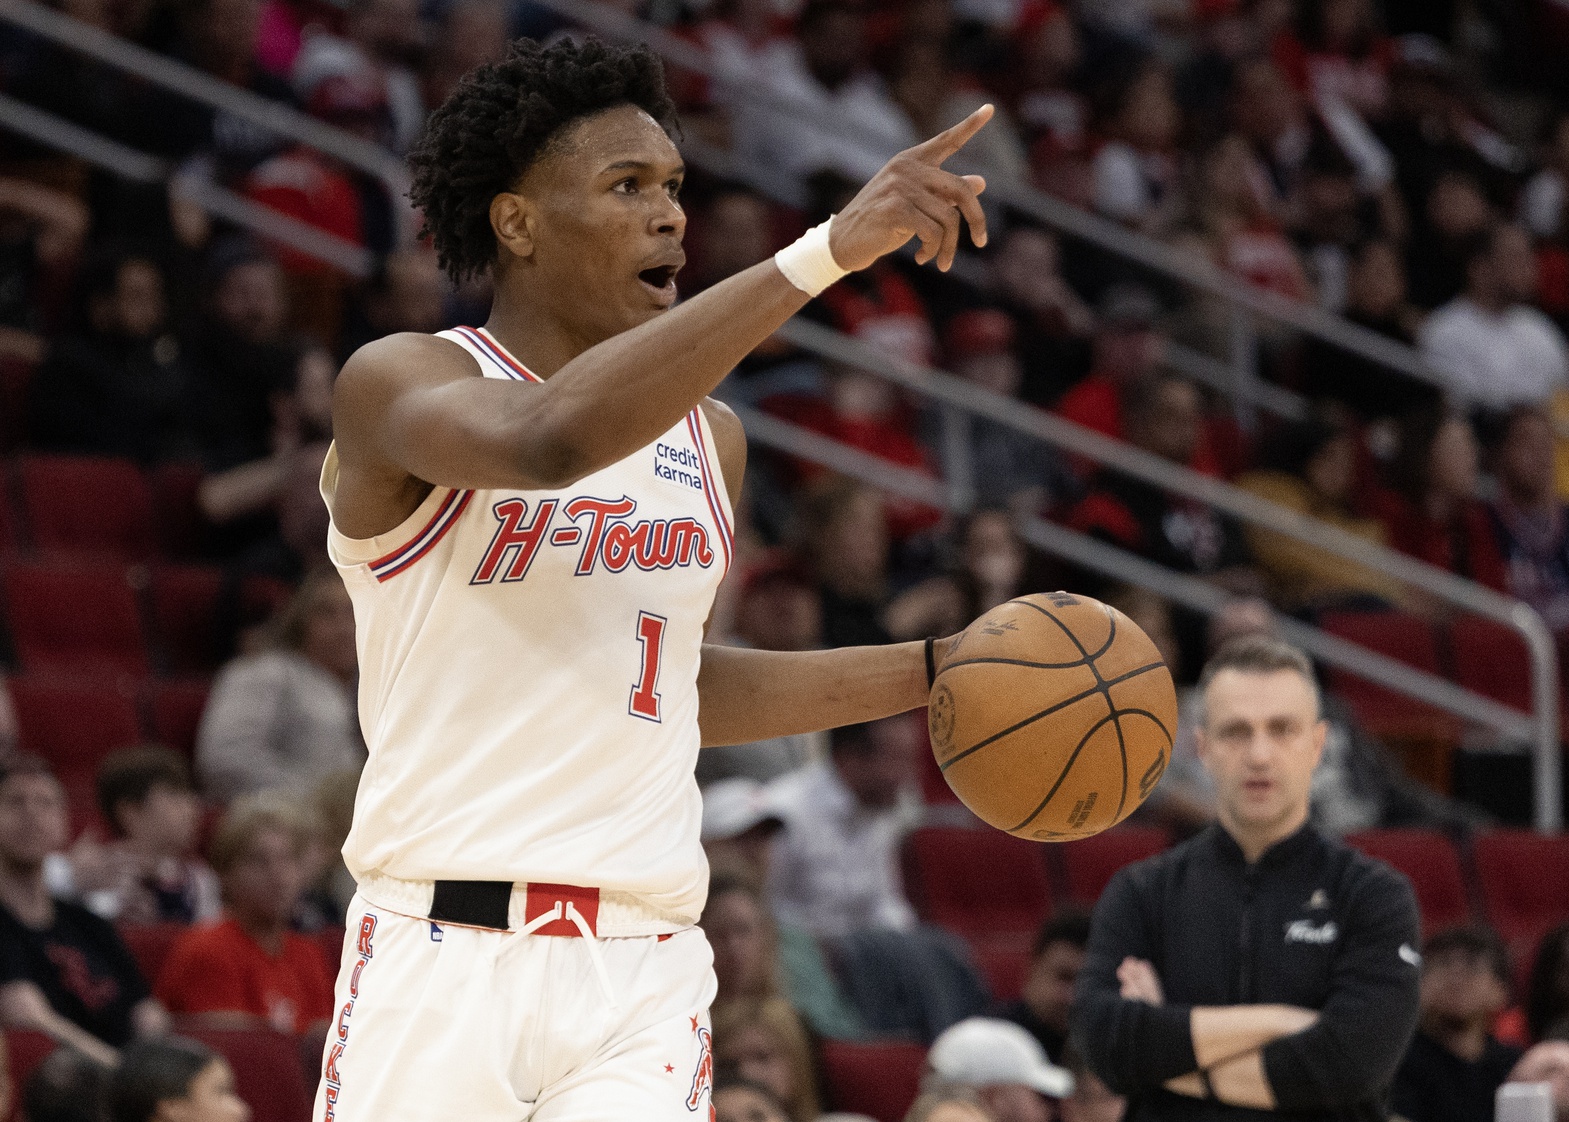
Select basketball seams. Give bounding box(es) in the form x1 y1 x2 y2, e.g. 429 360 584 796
1008 598 1118 663
935 660 1168 772
1001 709 1122 833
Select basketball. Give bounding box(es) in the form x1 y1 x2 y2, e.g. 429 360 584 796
928 591 1178 841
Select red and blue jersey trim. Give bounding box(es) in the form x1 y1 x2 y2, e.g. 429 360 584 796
455 325 543 383
686 411 734 574
370 486 474 582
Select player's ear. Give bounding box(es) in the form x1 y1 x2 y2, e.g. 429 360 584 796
490 191 535 262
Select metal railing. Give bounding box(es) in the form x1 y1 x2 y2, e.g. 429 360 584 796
0 92 373 275
0 0 416 245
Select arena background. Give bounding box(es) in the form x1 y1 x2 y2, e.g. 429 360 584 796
4 0 1569 1117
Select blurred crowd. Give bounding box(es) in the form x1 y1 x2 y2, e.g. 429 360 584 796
7 0 1569 1118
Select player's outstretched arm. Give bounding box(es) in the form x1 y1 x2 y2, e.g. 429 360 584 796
334 108 992 504
696 640 955 746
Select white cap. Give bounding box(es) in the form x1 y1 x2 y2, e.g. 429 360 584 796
700 778 786 842
928 1018 1074 1100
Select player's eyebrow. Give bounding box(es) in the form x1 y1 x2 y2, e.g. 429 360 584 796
603 160 686 177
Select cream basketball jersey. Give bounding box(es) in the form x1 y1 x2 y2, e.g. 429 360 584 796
321 325 733 927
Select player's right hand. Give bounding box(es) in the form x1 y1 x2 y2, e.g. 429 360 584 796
828 104 993 275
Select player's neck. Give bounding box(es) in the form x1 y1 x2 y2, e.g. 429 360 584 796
484 285 602 381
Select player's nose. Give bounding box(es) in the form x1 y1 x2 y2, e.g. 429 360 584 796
651 194 685 237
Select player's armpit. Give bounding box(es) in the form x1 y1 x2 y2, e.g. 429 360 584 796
698 397 746 513
1190 1005 1319 1070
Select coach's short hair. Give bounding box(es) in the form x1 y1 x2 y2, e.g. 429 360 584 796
1198 635 1319 712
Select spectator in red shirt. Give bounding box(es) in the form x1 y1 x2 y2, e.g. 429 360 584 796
1054 284 1165 446
1370 409 1507 590
155 793 334 1036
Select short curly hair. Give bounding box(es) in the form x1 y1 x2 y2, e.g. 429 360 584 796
408 36 678 284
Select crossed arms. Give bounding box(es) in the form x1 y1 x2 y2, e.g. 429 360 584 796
1073 866 1420 1112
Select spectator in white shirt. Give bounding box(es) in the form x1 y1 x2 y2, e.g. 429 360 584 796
1418 223 1569 412
765 714 923 940
196 569 364 801
729 0 917 188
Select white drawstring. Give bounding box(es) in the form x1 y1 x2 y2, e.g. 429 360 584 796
564 901 619 1009
514 902 564 936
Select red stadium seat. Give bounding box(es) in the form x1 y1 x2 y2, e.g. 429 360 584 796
819 1040 927 1122
918 743 960 804
1473 831 1569 951
970 941 1031 1002
5 1030 56 1122
9 674 145 801
149 564 226 673
1450 617 1534 717
150 461 208 558
118 922 186 989
3 560 150 676
1345 829 1472 934
146 678 212 758
1319 612 1461 743
178 1026 315 1122
905 826 1051 945
1060 826 1169 906
17 454 155 560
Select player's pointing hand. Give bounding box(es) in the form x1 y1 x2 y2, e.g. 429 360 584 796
827 104 993 275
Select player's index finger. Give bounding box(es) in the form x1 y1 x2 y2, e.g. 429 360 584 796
909 103 994 165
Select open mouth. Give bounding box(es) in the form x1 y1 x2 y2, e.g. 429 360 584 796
638 265 679 294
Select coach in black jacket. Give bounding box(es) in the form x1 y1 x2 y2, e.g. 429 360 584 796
1073 635 1421 1121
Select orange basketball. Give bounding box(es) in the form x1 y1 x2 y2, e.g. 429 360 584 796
927 591 1178 841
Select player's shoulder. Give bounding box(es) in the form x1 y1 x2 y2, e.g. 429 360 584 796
339 331 480 392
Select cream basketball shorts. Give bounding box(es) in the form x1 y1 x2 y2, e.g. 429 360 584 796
312 882 718 1122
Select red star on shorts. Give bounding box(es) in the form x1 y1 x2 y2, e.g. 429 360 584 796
690 1016 700 1032
664 1064 674 1074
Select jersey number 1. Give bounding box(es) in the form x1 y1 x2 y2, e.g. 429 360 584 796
629 611 667 722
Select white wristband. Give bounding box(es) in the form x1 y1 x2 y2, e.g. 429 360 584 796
774 216 849 297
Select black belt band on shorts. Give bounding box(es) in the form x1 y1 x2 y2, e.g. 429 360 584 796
429 880 513 930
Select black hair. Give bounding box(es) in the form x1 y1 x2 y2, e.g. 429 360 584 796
1424 925 1511 987
23 1048 111 1122
1260 411 1350 477
108 1037 222 1122
1033 909 1092 957
96 745 193 838
1528 923 1569 1041
408 36 678 284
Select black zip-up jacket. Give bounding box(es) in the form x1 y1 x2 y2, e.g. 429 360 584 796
1072 823 1421 1121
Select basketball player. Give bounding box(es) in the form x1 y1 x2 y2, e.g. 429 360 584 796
314 36 990 1122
